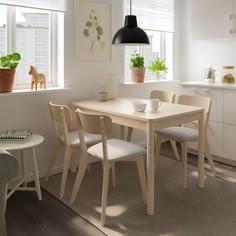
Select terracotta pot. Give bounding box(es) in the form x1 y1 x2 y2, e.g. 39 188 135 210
0 69 15 93
130 67 145 83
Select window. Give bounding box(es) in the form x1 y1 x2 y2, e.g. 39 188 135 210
0 1 65 89
124 0 174 81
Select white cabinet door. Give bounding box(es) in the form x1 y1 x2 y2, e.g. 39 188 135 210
191 0 233 40
186 121 223 157
224 89 236 125
180 86 224 123
223 124 236 161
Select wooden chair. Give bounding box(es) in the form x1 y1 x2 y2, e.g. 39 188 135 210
70 109 147 226
155 95 216 188
0 149 18 236
46 102 101 199
150 90 176 103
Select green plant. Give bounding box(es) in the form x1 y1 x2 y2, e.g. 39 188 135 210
148 58 168 78
0 52 21 69
130 52 144 67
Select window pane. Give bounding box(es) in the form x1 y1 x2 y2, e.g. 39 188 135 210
15 7 50 85
0 5 7 55
142 31 161 80
165 32 173 80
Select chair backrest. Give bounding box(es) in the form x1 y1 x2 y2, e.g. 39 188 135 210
150 90 176 103
178 95 212 130
75 109 112 162
48 101 72 143
0 149 18 236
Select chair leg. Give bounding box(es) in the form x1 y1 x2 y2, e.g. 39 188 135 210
154 134 162 173
45 140 60 181
120 125 125 140
111 162 116 188
127 127 133 141
181 142 187 188
101 164 110 226
0 186 7 236
205 139 216 176
170 140 180 161
70 154 89 204
60 146 72 199
136 157 147 204
70 151 77 173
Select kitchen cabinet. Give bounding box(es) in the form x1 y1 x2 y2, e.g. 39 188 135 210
180 82 236 165
224 89 236 124
191 0 236 40
223 124 236 161
180 86 224 122
186 121 224 157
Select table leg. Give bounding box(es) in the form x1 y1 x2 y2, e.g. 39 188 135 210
32 148 42 200
147 121 155 215
4 183 8 213
20 150 27 187
198 112 205 188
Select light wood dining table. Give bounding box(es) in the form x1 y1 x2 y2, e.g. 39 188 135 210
72 97 205 216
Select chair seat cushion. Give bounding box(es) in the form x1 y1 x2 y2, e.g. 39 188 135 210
157 127 198 142
60 131 101 146
87 139 146 161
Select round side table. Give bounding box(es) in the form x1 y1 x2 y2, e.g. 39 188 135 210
0 134 44 208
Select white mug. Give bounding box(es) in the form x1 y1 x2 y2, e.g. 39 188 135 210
150 99 162 111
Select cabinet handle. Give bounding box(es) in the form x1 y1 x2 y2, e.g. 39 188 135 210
203 89 209 92
191 87 197 91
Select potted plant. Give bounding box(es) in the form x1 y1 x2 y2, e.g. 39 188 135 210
130 52 145 83
0 52 21 93
148 58 168 80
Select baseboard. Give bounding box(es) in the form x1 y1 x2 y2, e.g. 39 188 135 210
188 148 236 167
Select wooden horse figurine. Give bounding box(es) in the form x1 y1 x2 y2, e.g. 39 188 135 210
29 65 46 91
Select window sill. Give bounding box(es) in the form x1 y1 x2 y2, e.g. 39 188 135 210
0 87 72 96
121 79 179 85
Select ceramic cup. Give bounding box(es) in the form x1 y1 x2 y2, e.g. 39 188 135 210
150 99 162 111
132 101 147 112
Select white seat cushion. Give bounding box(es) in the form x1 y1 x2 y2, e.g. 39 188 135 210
157 127 198 142
87 139 146 161
60 131 101 146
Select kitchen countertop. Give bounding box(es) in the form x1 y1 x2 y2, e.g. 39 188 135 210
181 81 236 90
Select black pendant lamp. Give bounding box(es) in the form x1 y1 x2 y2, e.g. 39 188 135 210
112 0 150 45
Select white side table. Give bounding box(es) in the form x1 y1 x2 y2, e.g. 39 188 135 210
0 134 44 207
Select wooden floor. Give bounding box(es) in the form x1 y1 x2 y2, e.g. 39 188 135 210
6 190 106 236
5 142 236 236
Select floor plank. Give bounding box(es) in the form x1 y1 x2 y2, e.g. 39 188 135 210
6 189 106 236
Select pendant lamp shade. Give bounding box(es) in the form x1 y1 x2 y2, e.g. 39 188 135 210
112 14 150 45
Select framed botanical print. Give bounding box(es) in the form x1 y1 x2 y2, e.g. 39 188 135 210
75 0 111 61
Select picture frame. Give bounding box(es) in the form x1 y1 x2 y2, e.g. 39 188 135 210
75 0 112 61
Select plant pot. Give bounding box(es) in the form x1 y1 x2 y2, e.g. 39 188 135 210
130 67 145 83
0 68 15 93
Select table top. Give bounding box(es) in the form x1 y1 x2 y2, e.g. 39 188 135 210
0 134 44 151
72 97 204 122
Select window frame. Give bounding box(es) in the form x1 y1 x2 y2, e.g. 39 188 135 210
124 30 173 82
2 5 63 90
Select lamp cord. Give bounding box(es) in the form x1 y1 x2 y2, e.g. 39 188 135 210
130 0 132 15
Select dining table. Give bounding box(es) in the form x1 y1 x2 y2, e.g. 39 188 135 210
72 97 205 216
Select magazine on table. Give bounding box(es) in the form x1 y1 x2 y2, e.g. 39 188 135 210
0 129 32 143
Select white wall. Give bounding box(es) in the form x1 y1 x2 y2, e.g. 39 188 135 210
0 0 181 181
180 0 236 82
